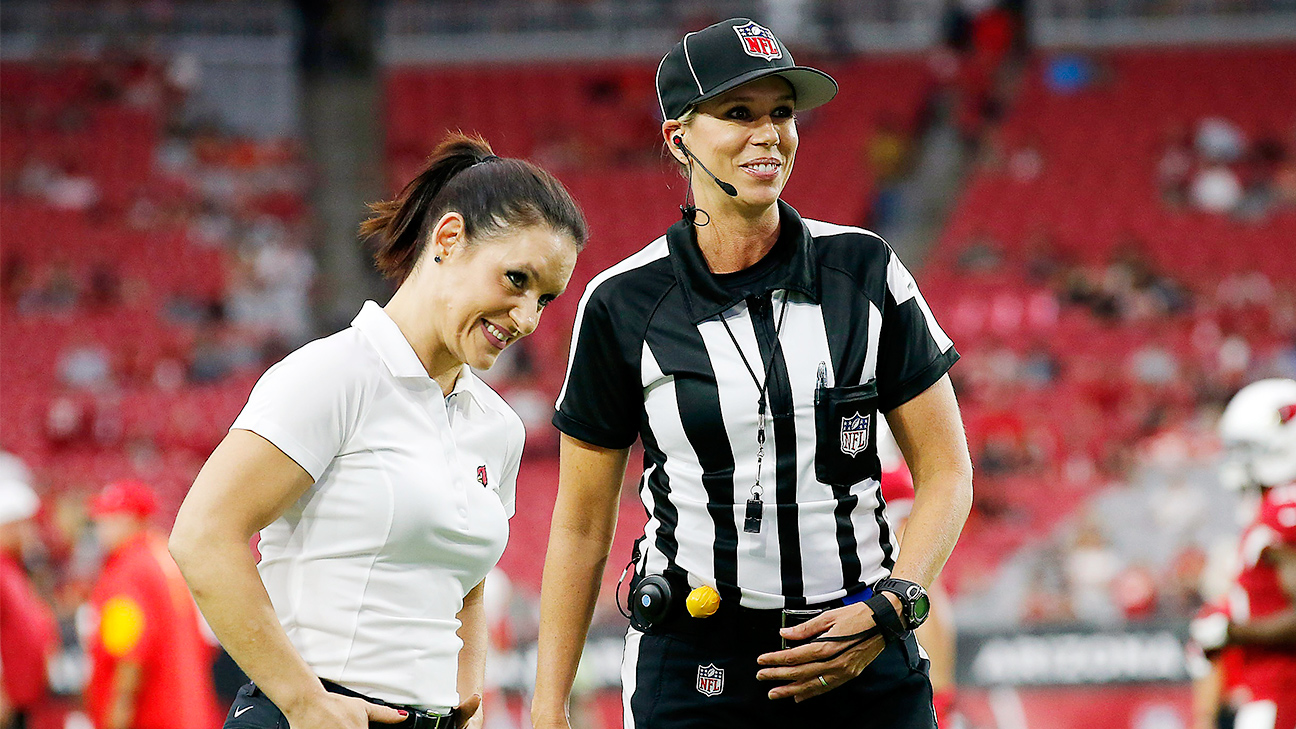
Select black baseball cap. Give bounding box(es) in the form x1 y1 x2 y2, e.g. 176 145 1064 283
656 18 839 121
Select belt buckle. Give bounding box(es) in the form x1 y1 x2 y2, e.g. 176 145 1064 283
413 708 454 729
780 607 825 649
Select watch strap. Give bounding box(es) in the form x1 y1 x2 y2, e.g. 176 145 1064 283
864 591 908 643
875 577 928 627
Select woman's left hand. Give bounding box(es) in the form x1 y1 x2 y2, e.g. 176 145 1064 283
453 693 482 729
754 602 891 702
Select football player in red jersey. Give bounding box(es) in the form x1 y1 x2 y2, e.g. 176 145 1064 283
1190 378 1296 729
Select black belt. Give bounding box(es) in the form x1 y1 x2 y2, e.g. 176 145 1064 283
321 679 456 729
247 681 456 729
643 571 874 638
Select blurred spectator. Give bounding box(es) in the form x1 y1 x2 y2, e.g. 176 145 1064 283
87 264 123 310
1045 54 1095 94
1110 563 1158 621
1218 270 1275 311
1022 548 1074 625
0 253 33 307
45 163 101 212
59 336 114 390
225 238 315 345
976 407 1030 477
20 261 81 313
1020 343 1059 388
1195 116 1245 164
17 155 60 198
82 480 220 729
863 114 912 230
187 328 230 384
0 475 60 727
1161 545 1208 617
1007 136 1043 182
1191 164 1242 214
955 229 1004 274
1022 227 1066 284
1150 478 1206 542
1274 133 1296 208
1217 335 1252 383
1157 124 1193 208
1066 517 1122 624
1129 340 1180 386
1235 135 1284 220
46 394 92 449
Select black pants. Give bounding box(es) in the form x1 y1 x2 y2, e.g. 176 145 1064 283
222 682 453 729
623 617 936 728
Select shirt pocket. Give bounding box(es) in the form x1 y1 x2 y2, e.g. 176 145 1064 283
814 380 881 486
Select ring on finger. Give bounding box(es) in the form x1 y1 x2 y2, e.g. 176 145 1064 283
817 675 829 688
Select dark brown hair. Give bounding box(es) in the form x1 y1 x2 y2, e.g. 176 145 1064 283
360 132 588 282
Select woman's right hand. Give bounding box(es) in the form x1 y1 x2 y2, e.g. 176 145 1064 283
285 693 408 729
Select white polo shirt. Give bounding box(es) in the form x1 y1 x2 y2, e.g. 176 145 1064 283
230 301 522 711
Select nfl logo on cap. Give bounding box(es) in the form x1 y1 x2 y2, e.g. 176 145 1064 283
840 412 870 457
696 663 725 696
733 21 782 60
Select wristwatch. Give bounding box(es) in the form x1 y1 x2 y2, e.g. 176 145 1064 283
874 577 931 631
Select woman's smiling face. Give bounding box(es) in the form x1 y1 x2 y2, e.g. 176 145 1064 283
669 75 799 211
430 219 578 372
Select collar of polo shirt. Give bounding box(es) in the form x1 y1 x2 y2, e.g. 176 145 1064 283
352 301 482 406
666 199 822 324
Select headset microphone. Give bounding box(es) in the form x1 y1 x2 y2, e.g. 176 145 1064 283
672 135 738 197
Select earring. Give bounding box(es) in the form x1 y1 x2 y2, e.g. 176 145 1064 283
434 255 442 263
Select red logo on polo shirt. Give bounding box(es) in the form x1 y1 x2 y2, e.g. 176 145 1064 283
1279 402 1296 424
477 465 488 487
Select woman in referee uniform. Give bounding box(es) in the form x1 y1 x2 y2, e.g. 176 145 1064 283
169 134 586 729
532 19 972 729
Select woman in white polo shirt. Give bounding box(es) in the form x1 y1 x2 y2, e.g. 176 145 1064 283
169 133 587 729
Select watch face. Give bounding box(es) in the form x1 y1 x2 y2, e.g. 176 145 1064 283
911 593 931 625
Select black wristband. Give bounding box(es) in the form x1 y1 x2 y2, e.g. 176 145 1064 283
864 592 909 643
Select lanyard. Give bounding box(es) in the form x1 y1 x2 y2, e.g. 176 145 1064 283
717 291 791 533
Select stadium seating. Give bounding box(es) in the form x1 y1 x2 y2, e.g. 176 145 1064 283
929 44 1296 596
0 58 300 517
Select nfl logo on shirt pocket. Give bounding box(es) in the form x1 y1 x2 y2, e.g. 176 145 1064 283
840 412 870 457
696 663 725 696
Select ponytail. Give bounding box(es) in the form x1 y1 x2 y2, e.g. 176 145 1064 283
360 133 492 281
361 132 587 282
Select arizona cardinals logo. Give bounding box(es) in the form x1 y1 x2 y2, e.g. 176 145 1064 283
477 465 488 487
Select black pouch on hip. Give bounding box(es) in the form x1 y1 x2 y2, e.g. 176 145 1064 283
814 380 881 486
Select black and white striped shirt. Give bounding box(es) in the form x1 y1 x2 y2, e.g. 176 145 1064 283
554 201 958 609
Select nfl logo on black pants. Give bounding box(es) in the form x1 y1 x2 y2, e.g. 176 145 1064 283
695 664 725 697
623 623 937 728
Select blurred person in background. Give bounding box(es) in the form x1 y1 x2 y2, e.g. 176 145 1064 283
1189 378 1296 729
169 134 587 729
534 18 970 729
0 476 59 729
83 479 219 729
